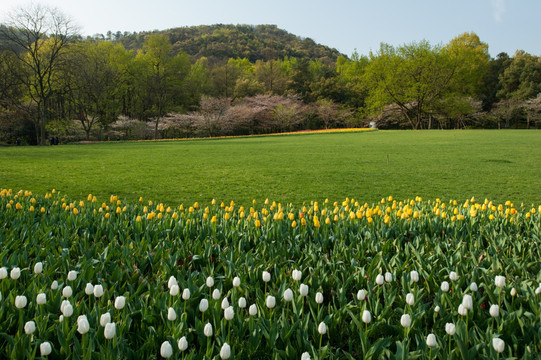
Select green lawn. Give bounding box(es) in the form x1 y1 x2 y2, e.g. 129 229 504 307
1 130 540 206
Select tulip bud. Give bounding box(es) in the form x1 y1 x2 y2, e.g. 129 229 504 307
34 262 43 274
63 286 73 298
458 304 467 316
204 322 213 337
168 307 177 321
410 270 419 283
182 288 191 300
199 299 209 312
400 314 411 328
238 297 247 308
114 296 126 310
160 341 173 358
85 283 94 295
292 269 302 281
357 289 366 301
299 283 309 297
249 304 257 316
93 284 104 298
100 312 111 327
489 304 499 317
212 289 221 300
40 342 52 356
104 322 116 339
315 292 324 304
362 310 371 324
492 337 505 353
426 333 437 347
384 272 393 283
281 288 293 302
67 270 77 281
170 284 179 296
232 276 241 287
445 323 456 336
206 276 214 288
77 315 90 334
376 274 384 285
51 280 59 290
10 267 21 280
406 293 414 306
494 275 506 288
318 322 327 335
0 267 7 279
536 285 541 295
15 295 27 309
24 321 36 335
462 294 473 310
262 271 271 282
168 276 178 289
59 315 64 323
36 293 46 305
470 282 478 292
61 301 73 317
301 352 311 360
221 297 230 310
266 295 276 309
224 306 234 320
434 305 440 313
441 281 449 292
510 287 517 296
449 271 458 281
178 336 188 351
220 342 231 359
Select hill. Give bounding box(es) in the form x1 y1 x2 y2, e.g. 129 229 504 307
115 24 344 64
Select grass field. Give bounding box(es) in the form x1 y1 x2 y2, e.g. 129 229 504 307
1 129 540 206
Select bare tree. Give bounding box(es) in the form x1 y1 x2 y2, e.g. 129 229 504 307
1 3 78 145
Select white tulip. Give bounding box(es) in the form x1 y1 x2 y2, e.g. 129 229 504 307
385 272 393 283
292 269 302 281
357 289 367 301
178 336 188 351
212 289 221 300
67 270 77 281
315 292 324 304
301 352 311 360
104 322 116 339
24 321 36 335
77 315 90 334
168 307 177 321
410 270 419 282
93 284 104 298
204 322 213 337
318 321 327 335
262 271 271 282
434 305 440 313
458 304 468 316
300 283 309 296
63 286 73 298
426 333 437 347
283 288 294 302
536 285 541 295
462 294 473 310
114 296 126 310
85 283 94 295
199 299 209 312
406 293 414 306
51 280 59 290
170 284 179 296
224 306 234 320
510 287 517 296
100 312 111 327
449 271 458 281
0 267 7 279
59 315 64 323
36 293 47 305
445 322 456 336
266 295 276 309
495 275 506 288
168 276 178 289
182 288 191 300
492 337 505 353
238 297 247 308
232 276 241 287
10 267 21 280
206 276 214 287
400 314 411 328
362 310 371 324
61 301 73 317
470 282 478 292
376 274 384 285
40 342 52 356
220 342 231 359
15 295 27 308
34 262 43 274
249 304 257 316
160 341 173 358
221 297 230 310
441 281 449 292
489 304 500 317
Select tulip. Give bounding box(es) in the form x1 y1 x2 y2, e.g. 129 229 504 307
10 267 21 280
15 295 27 309
238 297 247 308
375 274 384 285
220 342 231 359
204 322 213 337
182 288 191 300
170 284 179 296
384 272 393 283
178 336 188 351
318 322 327 335
434 306 440 313
85 283 94 295
168 276 178 289
212 289 221 300
199 299 209 312
489 304 499 317
93 284 104 298
426 333 437 347
357 289 367 301
536 285 541 295
249 304 257 316
266 295 276 309
410 270 419 283
492 337 505 353
445 323 456 336
441 281 449 292
281 288 293 302
51 280 59 290
470 282 478 292
510 288 517 296
494 275 506 288
262 271 271 282
224 306 234 320
61 301 73 317
315 292 324 304
232 276 241 287
462 294 473 310
104 322 116 339
301 352 311 360
449 271 458 281
24 321 36 335
34 262 43 274
63 286 73 298
406 293 414 306
300 283 309 296
77 315 90 334
458 304 467 316
168 307 177 321
67 270 77 281
40 342 52 356
36 293 46 305
59 315 64 323
362 310 371 324
100 312 111 327
400 314 411 328
114 296 126 310
221 297 230 310
206 276 214 288
292 269 302 281
0 267 7 279
160 341 173 358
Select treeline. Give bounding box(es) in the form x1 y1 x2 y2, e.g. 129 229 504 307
1 4 541 145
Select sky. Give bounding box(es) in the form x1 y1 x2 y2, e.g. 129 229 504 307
1 0 540 58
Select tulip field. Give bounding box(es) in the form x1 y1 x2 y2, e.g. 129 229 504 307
1 188 540 359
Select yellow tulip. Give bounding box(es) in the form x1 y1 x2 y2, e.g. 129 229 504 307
73 208 79 215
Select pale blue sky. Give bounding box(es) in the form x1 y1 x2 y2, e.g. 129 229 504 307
1 0 540 58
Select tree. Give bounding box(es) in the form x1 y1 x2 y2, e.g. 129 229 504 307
1 3 78 145
497 51 541 101
196 96 231 137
